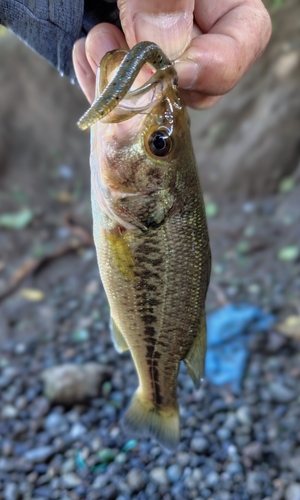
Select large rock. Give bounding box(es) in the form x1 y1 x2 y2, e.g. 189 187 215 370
41 363 112 404
191 0 300 198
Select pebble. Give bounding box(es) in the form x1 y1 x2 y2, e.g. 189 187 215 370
217 427 231 441
126 468 146 491
242 441 263 461
190 437 209 453
2 405 18 419
30 397 50 419
269 382 296 403
61 458 76 474
92 475 108 489
98 448 117 463
62 472 82 488
176 452 190 467
149 467 169 485
226 462 243 476
246 471 263 495
69 422 87 439
206 471 220 487
24 446 54 463
4 482 19 500
236 406 252 426
41 363 112 404
285 483 300 500
44 412 67 431
167 464 183 483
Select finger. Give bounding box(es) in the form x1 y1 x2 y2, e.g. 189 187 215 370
118 0 194 59
85 23 128 74
73 38 96 103
73 24 127 103
179 90 222 110
176 0 271 98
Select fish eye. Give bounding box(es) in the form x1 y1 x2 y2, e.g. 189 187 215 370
148 130 172 157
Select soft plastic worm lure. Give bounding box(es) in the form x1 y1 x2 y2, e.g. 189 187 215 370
77 41 172 130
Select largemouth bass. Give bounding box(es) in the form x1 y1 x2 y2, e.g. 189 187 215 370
78 42 211 451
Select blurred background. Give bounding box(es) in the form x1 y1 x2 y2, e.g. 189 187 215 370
0 1 300 499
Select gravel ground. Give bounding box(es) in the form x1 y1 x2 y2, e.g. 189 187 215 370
1 190 300 500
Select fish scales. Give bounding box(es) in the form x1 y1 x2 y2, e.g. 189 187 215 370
78 42 211 450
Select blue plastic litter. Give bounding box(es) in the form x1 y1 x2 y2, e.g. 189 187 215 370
205 303 274 392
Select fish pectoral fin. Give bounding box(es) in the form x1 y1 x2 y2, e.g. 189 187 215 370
110 317 129 353
183 312 207 389
123 391 179 452
115 205 148 232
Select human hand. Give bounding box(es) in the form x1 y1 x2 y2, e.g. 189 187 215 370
73 0 271 110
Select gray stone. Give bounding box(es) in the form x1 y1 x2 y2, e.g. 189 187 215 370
218 492 231 500
149 466 169 485
44 412 67 431
4 482 19 500
285 483 300 500
243 441 263 461
61 458 76 474
288 455 300 475
30 397 50 419
176 451 190 467
184 474 197 490
269 382 296 403
190 437 209 454
24 446 54 463
62 472 82 488
92 475 108 489
226 462 243 476
41 363 112 404
235 435 251 448
0 458 15 472
246 471 263 495
224 413 238 431
236 406 252 426
2 405 18 419
126 467 145 491
167 464 182 483
217 427 231 441
69 422 87 439
206 471 220 487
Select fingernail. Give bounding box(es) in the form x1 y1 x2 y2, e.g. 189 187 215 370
175 60 199 90
73 38 91 76
133 12 191 60
87 30 121 67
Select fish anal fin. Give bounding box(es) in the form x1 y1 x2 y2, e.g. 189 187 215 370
123 391 179 452
183 312 207 389
110 317 129 353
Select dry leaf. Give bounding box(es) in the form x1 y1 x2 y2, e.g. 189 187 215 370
20 288 45 302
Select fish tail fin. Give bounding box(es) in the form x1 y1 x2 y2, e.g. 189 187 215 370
122 391 179 451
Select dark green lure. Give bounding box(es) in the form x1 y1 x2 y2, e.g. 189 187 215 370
77 41 172 130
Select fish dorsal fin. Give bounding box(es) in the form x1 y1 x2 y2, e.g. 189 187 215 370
110 317 129 353
183 311 207 388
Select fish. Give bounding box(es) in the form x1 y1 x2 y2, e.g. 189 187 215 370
78 41 211 451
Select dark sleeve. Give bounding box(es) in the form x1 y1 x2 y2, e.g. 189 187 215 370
0 0 120 80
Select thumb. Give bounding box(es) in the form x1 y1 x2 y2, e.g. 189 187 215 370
118 0 194 60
